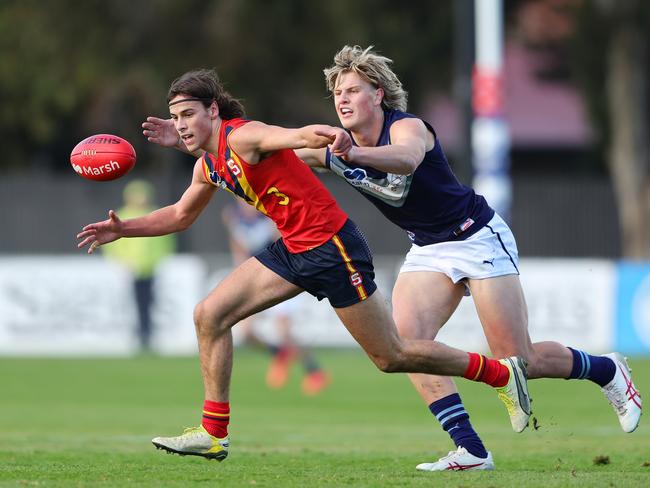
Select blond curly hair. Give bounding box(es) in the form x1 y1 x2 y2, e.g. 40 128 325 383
324 45 408 112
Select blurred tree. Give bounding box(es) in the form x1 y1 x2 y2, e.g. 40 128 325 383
0 0 452 172
4 0 648 257
512 0 650 258
0 0 207 170
203 0 452 124
572 0 650 258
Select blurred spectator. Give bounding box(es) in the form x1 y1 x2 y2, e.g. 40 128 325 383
222 200 330 395
102 179 176 351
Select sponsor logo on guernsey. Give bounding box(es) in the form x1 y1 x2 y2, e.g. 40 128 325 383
460 218 474 231
453 218 475 236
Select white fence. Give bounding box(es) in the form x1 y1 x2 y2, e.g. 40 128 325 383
0 255 647 356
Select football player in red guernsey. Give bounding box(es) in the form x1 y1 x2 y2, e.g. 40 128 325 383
77 68 531 462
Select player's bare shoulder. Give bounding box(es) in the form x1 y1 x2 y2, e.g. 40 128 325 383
225 120 268 164
390 117 434 151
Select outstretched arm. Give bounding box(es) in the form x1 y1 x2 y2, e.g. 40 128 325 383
344 118 432 175
230 122 352 164
141 116 203 157
77 159 215 254
294 148 327 168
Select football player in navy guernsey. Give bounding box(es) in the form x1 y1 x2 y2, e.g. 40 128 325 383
296 45 641 472
133 68 534 464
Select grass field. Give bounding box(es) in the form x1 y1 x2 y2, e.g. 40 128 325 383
1 349 648 487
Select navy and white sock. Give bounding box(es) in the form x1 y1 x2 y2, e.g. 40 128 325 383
429 393 488 459
567 347 616 387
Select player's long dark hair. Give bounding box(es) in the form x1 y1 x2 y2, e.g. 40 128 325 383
167 68 245 119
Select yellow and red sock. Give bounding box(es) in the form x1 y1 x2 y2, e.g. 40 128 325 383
202 400 229 438
463 353 509 388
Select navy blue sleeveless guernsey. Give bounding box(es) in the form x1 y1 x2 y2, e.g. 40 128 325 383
325 109 494 246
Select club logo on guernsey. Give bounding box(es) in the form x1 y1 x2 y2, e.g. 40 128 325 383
329 154 413 208
343 168 368 181
209 170 227 189
226 159 241 176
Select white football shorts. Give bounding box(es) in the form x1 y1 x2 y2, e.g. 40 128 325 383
399 213 520 289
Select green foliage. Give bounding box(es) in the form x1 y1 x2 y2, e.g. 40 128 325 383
569 0 650 169
567 2 612 169
1 0 452 171
1 351 649 486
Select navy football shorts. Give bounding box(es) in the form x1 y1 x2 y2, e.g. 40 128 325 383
255 219 377 308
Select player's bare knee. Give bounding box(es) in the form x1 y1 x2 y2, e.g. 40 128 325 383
193 302 210 335
369 350 406 373
193 301 228 337
370 355 394 373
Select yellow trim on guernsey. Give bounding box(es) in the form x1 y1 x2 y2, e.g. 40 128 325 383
227 153 270 215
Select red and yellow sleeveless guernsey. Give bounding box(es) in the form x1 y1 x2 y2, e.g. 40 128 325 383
202 118 348 253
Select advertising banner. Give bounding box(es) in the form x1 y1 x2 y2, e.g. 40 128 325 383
615 262 650 355
0 255 641 356
0 255 203 355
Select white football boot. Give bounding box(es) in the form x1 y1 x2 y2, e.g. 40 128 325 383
496 356 532 433
601 352 642 433
416 447 495 472
152 426 229 461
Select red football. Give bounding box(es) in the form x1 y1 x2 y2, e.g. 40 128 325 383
70 134 136 181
